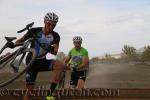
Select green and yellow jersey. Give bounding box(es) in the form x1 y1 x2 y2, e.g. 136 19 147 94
68 47 88 71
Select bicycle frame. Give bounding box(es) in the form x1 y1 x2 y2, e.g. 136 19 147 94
0 38 34 71
0 22 35 71
9 38 34 71
0 22 38 88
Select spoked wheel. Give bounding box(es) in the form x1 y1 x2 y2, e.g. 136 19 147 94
0 52 17 71
0 48 36 88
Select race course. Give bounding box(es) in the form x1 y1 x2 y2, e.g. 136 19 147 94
1 61 150 100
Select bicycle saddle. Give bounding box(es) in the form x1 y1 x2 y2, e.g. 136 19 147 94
5 37 17 42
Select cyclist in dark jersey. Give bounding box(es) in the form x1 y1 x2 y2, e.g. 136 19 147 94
64 36 89 90
15 12 64 100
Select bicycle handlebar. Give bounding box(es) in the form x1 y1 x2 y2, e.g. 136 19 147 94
17 22 34 33
0 22 34 54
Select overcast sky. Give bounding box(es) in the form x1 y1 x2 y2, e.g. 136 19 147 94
0 0 150 58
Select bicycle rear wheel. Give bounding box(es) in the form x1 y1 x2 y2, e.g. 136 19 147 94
0 48 36 88
0 52 16 70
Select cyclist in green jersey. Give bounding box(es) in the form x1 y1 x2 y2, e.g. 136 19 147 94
64 36 89 90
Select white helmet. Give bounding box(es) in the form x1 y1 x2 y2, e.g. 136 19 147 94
73 36 82 42
44 12 59 23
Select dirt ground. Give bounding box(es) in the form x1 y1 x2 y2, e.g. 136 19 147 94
86 62 150 88
1 62 150 100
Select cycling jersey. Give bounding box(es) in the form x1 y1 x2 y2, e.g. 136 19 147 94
68 47 88 71
21 27 60 58
23 27 60 85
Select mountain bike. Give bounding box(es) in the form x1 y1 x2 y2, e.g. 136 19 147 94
0 22 36 88
57 63 84 89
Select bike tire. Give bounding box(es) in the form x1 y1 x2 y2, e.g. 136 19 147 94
0 53 15 70
0 48 36 88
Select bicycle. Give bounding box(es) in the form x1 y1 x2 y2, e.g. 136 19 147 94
57 63 82 89
0 22 36 88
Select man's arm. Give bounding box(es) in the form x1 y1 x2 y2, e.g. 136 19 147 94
64 56 71 64
63 56 71 70
49 43 59 55
50 32 60 55
78 56 89 69
15 37 26 44
15 32 31 44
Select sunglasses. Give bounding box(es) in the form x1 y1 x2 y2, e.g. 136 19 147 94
46 21 56 26
74 41 82 44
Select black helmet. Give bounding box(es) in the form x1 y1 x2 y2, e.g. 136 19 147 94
73 36 82 42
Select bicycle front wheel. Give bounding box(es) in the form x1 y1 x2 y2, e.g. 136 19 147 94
0 48 36 88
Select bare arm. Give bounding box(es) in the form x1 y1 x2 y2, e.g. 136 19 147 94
15 37 26 44
78 56 89 68
15 32 31 44
50 43 59 55
64 56 71 64
63 56 71 69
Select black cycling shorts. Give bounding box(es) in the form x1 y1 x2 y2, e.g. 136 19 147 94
25 58 55 85
70 70 87 86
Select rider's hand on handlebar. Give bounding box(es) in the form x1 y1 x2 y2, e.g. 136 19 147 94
69 64 77 71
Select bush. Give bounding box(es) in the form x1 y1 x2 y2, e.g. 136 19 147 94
141 46 150 61
122 45 138 61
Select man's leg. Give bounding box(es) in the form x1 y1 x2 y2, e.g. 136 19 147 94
69 71 78 89
76 71 86 90
24 62 38 100
48 60 64 95
25 58 64 97
32 58 64 96
77 79 85 90
24 85 34 100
